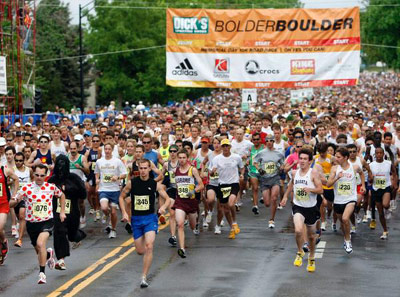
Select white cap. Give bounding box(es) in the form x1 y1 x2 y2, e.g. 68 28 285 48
24 122 32 126
0 137 5 146
138 129 145 133
116 114 124 120
15 122 21 127
74 134 84 141
367 121 374 128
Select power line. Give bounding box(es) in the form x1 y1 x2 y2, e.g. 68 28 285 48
36 45 166 63
35 43 399 63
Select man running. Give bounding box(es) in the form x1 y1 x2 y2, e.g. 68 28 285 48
281 148 323 272
327 147 365 254
119 159 170 288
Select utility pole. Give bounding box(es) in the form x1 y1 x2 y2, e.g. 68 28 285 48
79 4 84 113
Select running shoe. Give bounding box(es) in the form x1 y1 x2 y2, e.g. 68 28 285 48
293 251 305 267
109 229 117 239
71 242 81 249
268 220 275 229
125 223 133 234
259 198 264 204
94 210 101 222
168 236 177 247
277 205 283 210
356 214 362 224
206 212 212 224
220 219 225 227
321 221 326 231
177 248 186 258
159 214 166 225
380 231 388 240
214 225 221 234
101 214 109 224
302 242 310 253
232 223 240 234
0 239 8 265
46 248 55 270
366 210 372 220
228 229 235 239
11 225 17 237
79 216 87 229
316 230 322 245
38 272 46 284
362 215 368 223
203 220 209 228
14 239 22 248
332 223 337 232
237 201 243 207
89 208 95 215
193 224 200 235
344 241 353 254
384 209 391 220
104 225 112 234
307 258 316 273
235 203 240 212
252 206 260 215
140 276 149 288
184 220 189 226
350 226 356 234
55 259 67 270
369 219 376 230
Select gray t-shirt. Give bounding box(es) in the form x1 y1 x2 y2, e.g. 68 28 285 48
253 148 284 180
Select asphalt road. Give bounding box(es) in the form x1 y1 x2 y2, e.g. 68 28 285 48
1 193 400 297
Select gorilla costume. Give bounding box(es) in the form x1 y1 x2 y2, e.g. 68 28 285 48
49 155 87 261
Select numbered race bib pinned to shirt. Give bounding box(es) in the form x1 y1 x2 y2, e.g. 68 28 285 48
178 184 191 198
221 187 232 199
264 162 277 175
56 198 71 214
134 195 150 211
295 188 309 202
169 171 176 184
103 174 113 183
33 202 49 219
338 181 352 196
374 177 386 189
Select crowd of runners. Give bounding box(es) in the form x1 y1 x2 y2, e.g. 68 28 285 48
0 71 399 287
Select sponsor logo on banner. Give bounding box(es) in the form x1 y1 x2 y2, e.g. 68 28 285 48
214 58 230 79
291 59 315 75
245 60 280 75
173 17 209 34
172 58 198 76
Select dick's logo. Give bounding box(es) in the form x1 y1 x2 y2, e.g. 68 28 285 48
173 17 209 34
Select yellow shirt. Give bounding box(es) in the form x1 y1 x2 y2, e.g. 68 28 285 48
315 153 333 190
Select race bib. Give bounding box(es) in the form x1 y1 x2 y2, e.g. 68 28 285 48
0 183 3 197
264 162 277 175
134 195 150 211
56 198 71 214
210 172 219 180
32 202 49 218
103 174 113 183
169 171 176 184
91 162 96 171
374 177 386 189
324 173 330 181
295 188 309 202
178 184 190 198
221 187 232 199
338 181 352 196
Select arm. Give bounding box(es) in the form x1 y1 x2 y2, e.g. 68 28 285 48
151 161 163 182
326 166 340 188
119 179 131 222
192 167 204 192
280 174 294 207
26 151 38 167
76 156 90 175
157 152 165 166
5 169 19 197
157 182 171 214
58 191 66 222
307 168 323 195
356 165 366 194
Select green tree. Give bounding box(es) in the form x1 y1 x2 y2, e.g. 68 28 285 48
35 0 91 111
87 0 301 106
362 0 400 69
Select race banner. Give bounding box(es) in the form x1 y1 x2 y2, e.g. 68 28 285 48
0 56 7 95
166 8 360 88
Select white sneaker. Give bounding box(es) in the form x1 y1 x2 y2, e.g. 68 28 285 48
109 230 116 239
38 272 46 284
350 226 356 234
201 210 205 217
384 209 391 220
214 225 221 234
356 214 362 224
220 219 225 227
237 201 243 207
94 211 101 222
366 210 372 220
362 215 368 223
344 241 353 254
321 221 326 231
89 208 95 215
193 224 200 235
101 214 109 224
202 220 209 228
46 248 55 269
11 225 17 237
206 212 212 224
79 216 87 229
277 205 283 210
268 220 275 229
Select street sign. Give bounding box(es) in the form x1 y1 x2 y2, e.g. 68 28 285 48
242 88 257 103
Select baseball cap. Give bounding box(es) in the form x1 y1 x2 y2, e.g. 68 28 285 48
74 134 84 141
201 137 209 143
221 139 231 146
0 138 5 146
15 122 21 127
84 131 92 137
24 122 32 127
265 134 274 140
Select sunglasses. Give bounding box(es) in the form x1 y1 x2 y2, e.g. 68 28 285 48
266 140 274 142
296 146 303 148
349 150 357 153
137 127 144 129
34 174 46 177
15 159 24 162
24 139 31 142
6 139 12 142
252 138 260 141
142 141 151 144
222 144 230 147
169 150 177 153
294 136 303 139
92 140 100 143
40 141 48 144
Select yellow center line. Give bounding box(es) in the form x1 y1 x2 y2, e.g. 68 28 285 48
47 218 170 297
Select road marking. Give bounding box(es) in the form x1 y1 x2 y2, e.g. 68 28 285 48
315 240 326 259
47 218 170 297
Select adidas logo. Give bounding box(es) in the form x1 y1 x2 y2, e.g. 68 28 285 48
172 58 198 76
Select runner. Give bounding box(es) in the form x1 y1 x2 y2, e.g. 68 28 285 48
119 158 170 288
327 147 365 254
210 139 244 239
281 148 323 272
248 133 265 215
253 135 285 228
367 147 396 239
10 164 64 284
94 143 127 238
174 149 204 258
87 134 102 222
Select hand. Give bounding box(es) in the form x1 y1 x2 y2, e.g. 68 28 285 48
258 169 266 176
158 206 166 215
337 172 344 179
280 197 287 207
60 212 66 223
303 187 311 193
360 186 366 194
75 163 81 169
122 211 129 222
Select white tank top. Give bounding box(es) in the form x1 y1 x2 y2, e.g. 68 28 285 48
370 160 392 191
273 140 285 155
349 157 362 185
50 141 67 157
293 168 317 208
333 163 357 204
14 166 31 191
